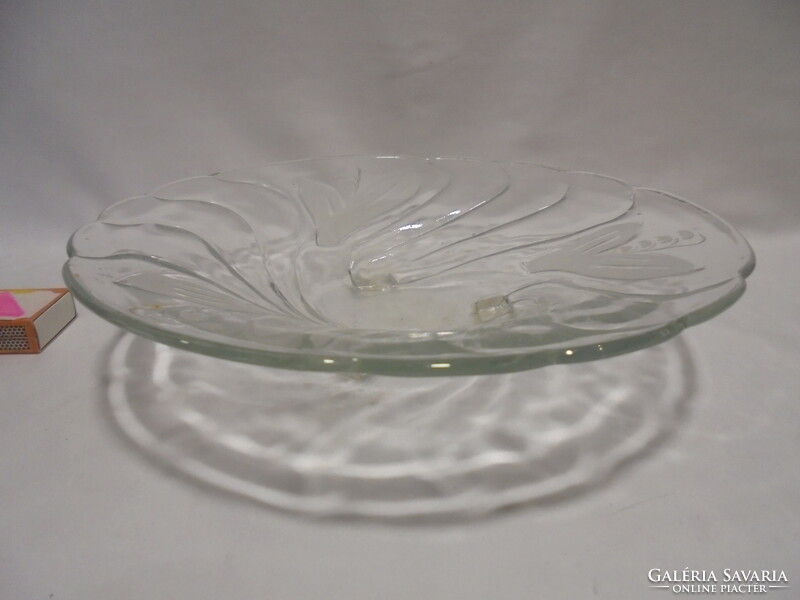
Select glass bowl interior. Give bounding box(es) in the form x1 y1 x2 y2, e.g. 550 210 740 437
64 156 754 375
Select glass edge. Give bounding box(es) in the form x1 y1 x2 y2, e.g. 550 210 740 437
63 260 749 377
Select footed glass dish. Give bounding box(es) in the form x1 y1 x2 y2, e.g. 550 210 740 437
64 156 754 376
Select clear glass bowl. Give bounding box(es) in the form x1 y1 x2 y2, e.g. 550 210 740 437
64 156 754 375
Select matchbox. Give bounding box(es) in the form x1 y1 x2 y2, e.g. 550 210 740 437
0 288 76 354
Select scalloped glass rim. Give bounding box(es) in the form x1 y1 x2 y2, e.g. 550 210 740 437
64 156 755 376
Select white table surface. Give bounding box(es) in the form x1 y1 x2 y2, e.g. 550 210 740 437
2 1 798 598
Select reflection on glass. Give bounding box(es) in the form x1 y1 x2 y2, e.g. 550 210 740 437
108 334 694 520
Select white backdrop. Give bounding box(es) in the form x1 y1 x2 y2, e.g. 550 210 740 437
2 1 799 598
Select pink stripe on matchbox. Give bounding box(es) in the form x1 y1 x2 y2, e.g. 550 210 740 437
0 292 25 318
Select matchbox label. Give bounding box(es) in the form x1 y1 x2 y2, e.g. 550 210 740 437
0 289 61 320
0 292 24 318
